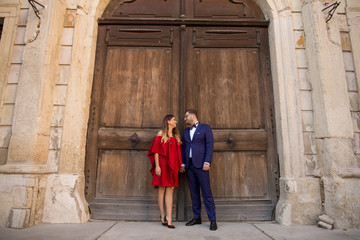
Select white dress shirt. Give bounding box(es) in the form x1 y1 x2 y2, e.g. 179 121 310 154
189 121 199 158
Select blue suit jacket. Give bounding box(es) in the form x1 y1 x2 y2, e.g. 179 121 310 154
182 123 214 169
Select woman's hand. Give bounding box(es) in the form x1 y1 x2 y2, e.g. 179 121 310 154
154 153 161 176
155 166 161 176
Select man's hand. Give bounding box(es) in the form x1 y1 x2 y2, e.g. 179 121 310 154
180 166 186 173
203 163 210 171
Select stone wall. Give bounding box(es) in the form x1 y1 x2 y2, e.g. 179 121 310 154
0 0 90 228
273 0 360 229
0 0 358 229
301 0 360 229
0 174 46 228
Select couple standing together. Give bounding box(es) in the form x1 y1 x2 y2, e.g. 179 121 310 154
148 109 217 231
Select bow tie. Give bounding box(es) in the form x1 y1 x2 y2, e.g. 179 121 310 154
190 124 197 130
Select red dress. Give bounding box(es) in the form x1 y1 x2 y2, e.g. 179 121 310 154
148 136 182 187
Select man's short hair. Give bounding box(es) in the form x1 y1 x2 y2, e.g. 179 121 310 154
186 109 198 119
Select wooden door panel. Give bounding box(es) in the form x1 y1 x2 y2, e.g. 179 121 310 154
97 150 155 198
103 0 181 19
101 47 172 127
195 48 262 129
213 130 267 151
97 128 158 150
192 27 259 48
87 26 180 220
185 26 277 220
190 0 264 19
106 25 175 47
210 152 268 199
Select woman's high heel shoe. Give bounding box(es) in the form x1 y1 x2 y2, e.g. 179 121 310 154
160 215 168 226
166 216 175 229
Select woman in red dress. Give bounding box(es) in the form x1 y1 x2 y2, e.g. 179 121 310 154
148 115 182 228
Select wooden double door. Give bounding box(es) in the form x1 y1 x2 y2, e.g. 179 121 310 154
85 0 278 221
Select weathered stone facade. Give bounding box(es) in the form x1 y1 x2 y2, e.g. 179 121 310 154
0 0 359 229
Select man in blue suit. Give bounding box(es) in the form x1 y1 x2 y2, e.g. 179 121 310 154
180 109 217 231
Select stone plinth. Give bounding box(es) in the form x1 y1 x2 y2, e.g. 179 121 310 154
43 174 89 223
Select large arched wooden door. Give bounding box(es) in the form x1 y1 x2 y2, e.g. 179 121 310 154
85 0 278 221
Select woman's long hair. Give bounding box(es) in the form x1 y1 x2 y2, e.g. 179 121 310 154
160 115 182 144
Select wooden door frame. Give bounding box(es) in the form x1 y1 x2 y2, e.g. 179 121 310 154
87 24 277 221
85 0 280 221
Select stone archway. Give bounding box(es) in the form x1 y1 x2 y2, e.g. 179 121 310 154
43 0 320 225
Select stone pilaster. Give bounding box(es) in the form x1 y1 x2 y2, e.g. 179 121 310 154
41 0 101 224
346 0 360 97
267 1 322 225
6 0 65 165
302 0 360 229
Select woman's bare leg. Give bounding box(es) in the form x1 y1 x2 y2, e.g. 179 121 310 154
158 186 166 223
165 186 174 225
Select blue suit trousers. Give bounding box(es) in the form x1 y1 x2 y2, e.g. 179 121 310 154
187 159 216 221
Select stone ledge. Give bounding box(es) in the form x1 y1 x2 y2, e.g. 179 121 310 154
337 168 360 178
0 6 18 17
0 163 58 174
